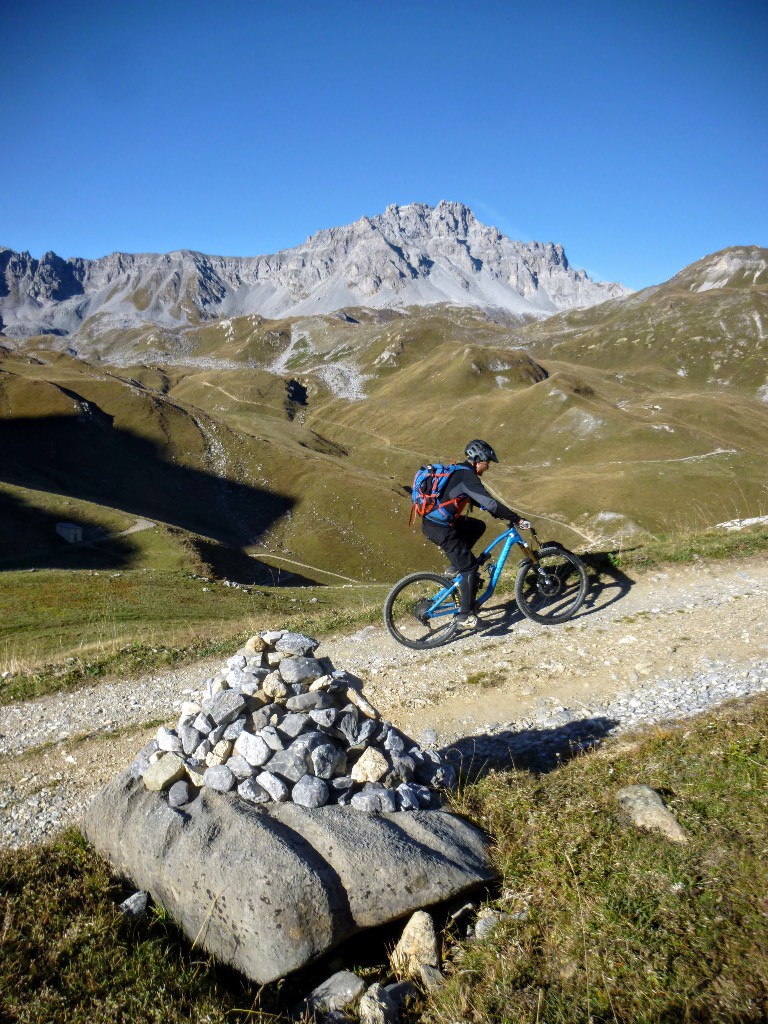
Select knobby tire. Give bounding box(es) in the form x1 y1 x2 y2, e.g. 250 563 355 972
383 571 460 650
514 545 588 624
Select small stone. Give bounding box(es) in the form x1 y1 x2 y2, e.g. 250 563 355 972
359 982 400 1024
128 740 158 779
303 970 366 1015
206 739 234 767
261 629 285 644
223 717 246 741
263 672 291 700
310 707 339 729
275 631 320 657
278 712 309 739
191 739 211 761
474 908 507 941
180 701 202 718
266 651 285 668
383 730 406 755
279 656 326 687
309 674 335 691
203 690 246 727
310 742 345 779
119 891 149 920
418 963 443 991
355 718 379 745
383 980 418 1010
192 712 214 735
203 764 236 792
265 746 310 783
241 676 267 696
351 786 397 813
143 753 185 792
351 747 390 784
168 780 191 808
345 687 380 719
227 653 248 670
616 785 688 844
392 910 440 976
185 760 207 786
179 724 203 756
338 713 359 745
156 726 183 754
226 753 254 780
285 691 332 712
237 778 270 804
255 770 290 802
386 755 416 786
258 725 285 751
243 635 268 654
395 783 422 811
234 731 272 767
208 723 228 746
292 774 330 808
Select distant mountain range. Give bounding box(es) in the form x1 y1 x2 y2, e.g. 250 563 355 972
0 202 630 339
1 239 766 580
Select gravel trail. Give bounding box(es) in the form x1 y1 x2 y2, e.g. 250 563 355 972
1 555 767 849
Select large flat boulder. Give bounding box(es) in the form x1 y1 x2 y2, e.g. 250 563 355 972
83 769 494 984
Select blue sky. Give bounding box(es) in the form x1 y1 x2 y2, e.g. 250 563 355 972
2 0 766 290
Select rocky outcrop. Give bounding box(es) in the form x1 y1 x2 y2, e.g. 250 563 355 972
83 629 495 983
0 202 630 337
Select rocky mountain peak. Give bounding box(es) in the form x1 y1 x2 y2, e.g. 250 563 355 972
0 203 632 339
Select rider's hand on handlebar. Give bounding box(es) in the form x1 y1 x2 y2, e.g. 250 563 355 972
512 518 531 531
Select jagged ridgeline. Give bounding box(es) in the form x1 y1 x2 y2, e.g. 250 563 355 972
1 205 767 578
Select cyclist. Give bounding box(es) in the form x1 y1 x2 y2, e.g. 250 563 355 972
421 439 530 629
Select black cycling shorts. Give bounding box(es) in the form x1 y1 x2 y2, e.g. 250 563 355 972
422 515 487 573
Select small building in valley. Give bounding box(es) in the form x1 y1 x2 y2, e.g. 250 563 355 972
55 522 84 544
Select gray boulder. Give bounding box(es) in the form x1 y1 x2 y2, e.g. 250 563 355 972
84 770 494 984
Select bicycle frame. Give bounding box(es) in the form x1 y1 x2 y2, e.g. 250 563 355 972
423 525 537 621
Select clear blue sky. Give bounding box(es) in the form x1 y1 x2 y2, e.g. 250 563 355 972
2 0 766 290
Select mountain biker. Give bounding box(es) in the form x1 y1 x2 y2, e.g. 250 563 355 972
421 439 530 630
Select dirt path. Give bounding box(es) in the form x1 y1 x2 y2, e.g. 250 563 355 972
1 555 767 848
322 555 768 739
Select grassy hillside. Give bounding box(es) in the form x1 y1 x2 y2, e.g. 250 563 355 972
2 245 767 595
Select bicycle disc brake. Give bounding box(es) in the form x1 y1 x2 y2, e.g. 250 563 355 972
536 571 562 597
412 598 434 624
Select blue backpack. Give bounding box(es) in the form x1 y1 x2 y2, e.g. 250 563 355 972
410 463 468 525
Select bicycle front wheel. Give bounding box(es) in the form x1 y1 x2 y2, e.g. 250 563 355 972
384 572 460 650
514 546 588 625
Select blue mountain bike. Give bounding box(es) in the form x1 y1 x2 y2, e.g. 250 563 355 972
384 523 589 649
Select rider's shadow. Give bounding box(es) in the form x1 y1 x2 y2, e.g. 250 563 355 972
440 714 621 779
469 552 636 640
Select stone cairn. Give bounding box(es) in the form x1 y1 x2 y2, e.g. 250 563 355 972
131 629 457 812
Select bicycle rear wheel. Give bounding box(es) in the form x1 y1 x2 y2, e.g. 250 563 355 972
384 572 460 650
514 545 588 625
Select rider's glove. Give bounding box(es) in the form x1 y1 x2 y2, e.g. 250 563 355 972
512 517 531 531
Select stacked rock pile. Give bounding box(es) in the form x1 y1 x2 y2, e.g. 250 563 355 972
131 629 457 813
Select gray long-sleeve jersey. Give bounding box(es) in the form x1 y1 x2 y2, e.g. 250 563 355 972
440 463 519 522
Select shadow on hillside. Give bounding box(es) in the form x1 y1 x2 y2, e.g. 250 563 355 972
0 489 138 570
0 415 311 582
440 714 621 779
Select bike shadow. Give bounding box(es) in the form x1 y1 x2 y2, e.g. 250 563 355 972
466 552 636 641
440 714 621 780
